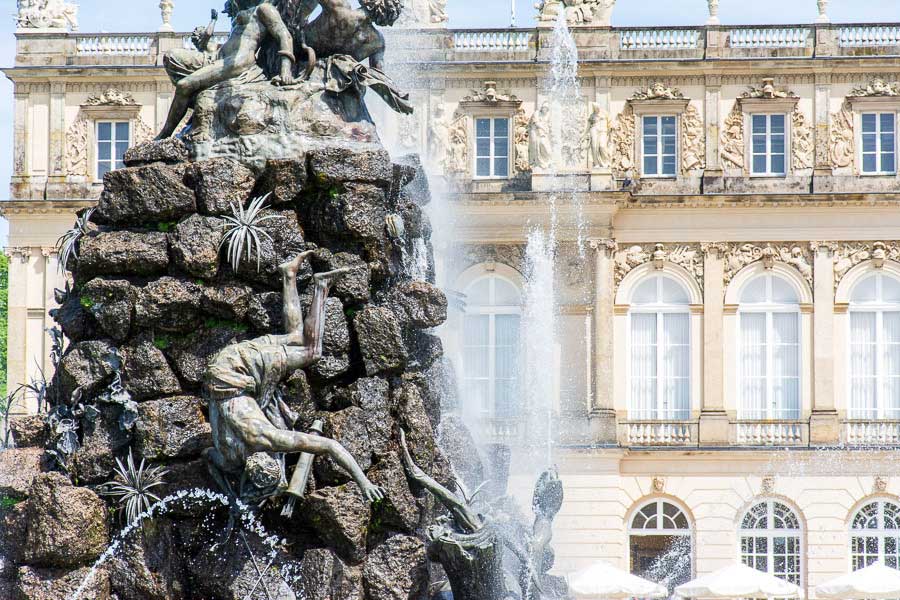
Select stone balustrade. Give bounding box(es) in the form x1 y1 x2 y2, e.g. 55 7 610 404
735 422 807 446
619 28 702 50
181 33 229 50
74 34 154 56
16 22 900 67
843 421 900 446
623 421 697 446
727 27 811 49
480 417 523 445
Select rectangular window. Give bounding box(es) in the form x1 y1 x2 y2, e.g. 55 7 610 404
642 115 677 177
751 114 786 176
474 117 509 179
629 312 690 420
861 112 896 175
96 121 130 180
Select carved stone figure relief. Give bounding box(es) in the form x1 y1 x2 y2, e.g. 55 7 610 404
561 100 589 167
681 103 706 173
792 106 814 170
528 102 554 170
611 104 635 176
584 103 611 170
396 0 447 26
849 78 900 98
427 102 451 170
460 81 520 104
721 102 745 170
833 241 900 289
536 0 615 26
830 101 854 169
452 244 526 278
16 0 78 30
631 82 685 101
446 111 469 174
722 243 813 286
397 112 421 152
514 107 531 174
742 78 798 100
614 243 704 290
65 114 89 177
85 88 139 107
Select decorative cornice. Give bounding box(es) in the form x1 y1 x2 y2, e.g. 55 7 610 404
849 78 900 98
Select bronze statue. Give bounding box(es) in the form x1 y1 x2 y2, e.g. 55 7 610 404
203 252 385 504
156 0 297 140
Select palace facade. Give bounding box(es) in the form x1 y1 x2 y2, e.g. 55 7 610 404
6 4 900 595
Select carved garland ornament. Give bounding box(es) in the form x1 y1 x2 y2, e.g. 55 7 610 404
720 102 744 170
611 104 635 176
833 241 900 290
722 243 813 286
614 243 704 290
681 103 706 173
514 107 531 174
830 101 854 169
791 106 814 170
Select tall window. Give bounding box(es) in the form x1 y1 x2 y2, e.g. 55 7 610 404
474 117 510 178
861 113 897 175
851 500 900 570
849 273 900 420
462 274 521 418
751 114 786 176
629 499 693 595
629 275 691 420
740 500 803 585
739 274 801 420
96 121 130 180
642 115 677 177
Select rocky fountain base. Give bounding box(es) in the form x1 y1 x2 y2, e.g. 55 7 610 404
0 137 454 599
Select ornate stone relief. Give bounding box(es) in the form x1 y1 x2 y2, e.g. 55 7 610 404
134 117 156 145
4 247 33 263
561 100 588 167
528 102 554 170
611 105 635 176
792 106 814 170
16 0 78 30
721 102 744 170
875 476 889 493
722 243 813 286
66 114 90 177
631 83 685 101
427 102 451 171
446 112 468 175
833 241 900 289
536 0 615 26
514 108 531 174
614 243 704 290
396 0 448 26
761 475 776 494
742 78 798 100
652 476 666 493
849 78 900 98
397 112 421 152
682 104 706 173
459 81 520 105
85 88 139 107
830 101 854 169
452 244 526 277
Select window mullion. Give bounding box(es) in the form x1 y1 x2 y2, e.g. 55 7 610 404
767 310 774 419
657 312 664 419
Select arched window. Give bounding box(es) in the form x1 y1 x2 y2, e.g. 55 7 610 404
629 499 693 595
629 275 691 420
739 274 801 420
462 274 522 418
851 499 900 570
740 500 803 585
849 273 900 420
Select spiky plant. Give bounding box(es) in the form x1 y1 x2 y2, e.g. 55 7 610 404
56 208 95 274
219 194 276 272
100 449 168 525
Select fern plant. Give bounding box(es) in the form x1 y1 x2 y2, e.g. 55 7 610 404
100 449 168 524
219 194 276 272
55 208 95 274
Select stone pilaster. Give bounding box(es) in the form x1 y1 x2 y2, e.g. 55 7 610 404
703 75 724 192
590 238 617 443
699 243 729 443
814 73 833 188
13 88 29 179
4 248 32 410
47 81 67 201
810 242 841 444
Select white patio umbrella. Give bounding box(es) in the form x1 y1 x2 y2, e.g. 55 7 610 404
567 561 669 599
674 563 803 599
816 562 900 599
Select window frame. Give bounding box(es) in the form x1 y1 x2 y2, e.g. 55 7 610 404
641 114 678 179
749 112 788 177
737 274 803 421
847 272 900 420
850 499 900 571
627 275 692 421
739 500 804 587
860 111 898 176
472 116 511 180
94 119 131 182
628 499 693 536
461 274 522 419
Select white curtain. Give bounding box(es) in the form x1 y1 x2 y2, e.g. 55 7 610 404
463 315 491 414
662 314 690 419
630 313 658 419
741 313 768 419
773 313 800 419
494 314 520 417
851 312 877 419
883 312 900 419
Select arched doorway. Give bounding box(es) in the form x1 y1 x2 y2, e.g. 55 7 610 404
629 499 694 595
